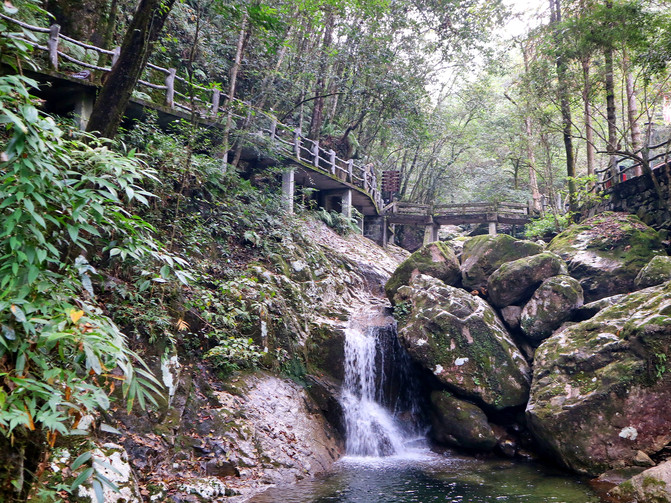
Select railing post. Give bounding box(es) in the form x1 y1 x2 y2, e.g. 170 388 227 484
270 118 277 141
211 89 221 117
294 130 301 160
312 141 320 167
329 149 336 175
111 46 120 67
165 68 176 108
48 24 60 70
347 159 354 183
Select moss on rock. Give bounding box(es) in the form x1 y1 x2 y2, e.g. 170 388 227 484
635 255 671 289
461 235 543 291
385 241 460 303
429 391 497 451
548 212 666 302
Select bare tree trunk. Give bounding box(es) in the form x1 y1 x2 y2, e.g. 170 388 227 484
582 57 596 181
550 0 576 213
308 10 335 140
221 12 249 171
521 42 542 213
604 0 618 184
624 50 642 176
86 0 176 139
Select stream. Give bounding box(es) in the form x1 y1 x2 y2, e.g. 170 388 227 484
250 312 602 503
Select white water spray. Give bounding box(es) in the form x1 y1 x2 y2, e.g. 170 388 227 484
340 325 420 457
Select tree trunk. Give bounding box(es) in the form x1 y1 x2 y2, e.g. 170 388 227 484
582 57 596 181
623 50 642 176
521 42 542 213
604 1 618 184
550 0 576 213
308 10 335 140
86 0 176 139
222 12 249 170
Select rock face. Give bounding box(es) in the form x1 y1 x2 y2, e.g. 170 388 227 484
395 275 531 410
461 234 544 291
635 255 671 289
526 282 671 475
487 252 567 308
429 391 497 450
385 241 460 302
609 459 671 503
519 275 584 342
547 212 665 302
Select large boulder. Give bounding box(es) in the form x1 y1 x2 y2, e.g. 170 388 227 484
519 275 584 342
430 391 497 451
487 252 567 308
609 459 671 503
526 282 671 475
547 212 666 302
635 255 671 289
395 275 531 410
385 242 460 302
461 234 544 291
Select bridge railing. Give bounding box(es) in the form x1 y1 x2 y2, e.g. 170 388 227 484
0 13 383 211
385 201 529 218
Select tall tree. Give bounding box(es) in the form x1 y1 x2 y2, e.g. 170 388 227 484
86 0 176 139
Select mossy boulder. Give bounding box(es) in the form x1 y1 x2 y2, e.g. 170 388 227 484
487 252 567 308
635 255 671 289
395 275 531 410
461 234 544 291
385 242 460 302
429 391 497 451
609 460 671 503
547 212 666 302
519 275 584 342
526 282 671 475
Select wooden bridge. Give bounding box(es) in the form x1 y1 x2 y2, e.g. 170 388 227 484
2 14 532 246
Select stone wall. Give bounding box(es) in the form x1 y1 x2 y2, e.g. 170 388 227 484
585 166 671 233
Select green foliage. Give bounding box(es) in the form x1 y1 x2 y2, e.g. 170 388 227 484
314 208 360 235
205 337 264 376
0 72 185 500
524 212 572 240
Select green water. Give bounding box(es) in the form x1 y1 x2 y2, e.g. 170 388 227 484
248 449 602 503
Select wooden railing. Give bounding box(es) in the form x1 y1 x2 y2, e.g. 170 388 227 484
384 201 530 220
0 14 383 211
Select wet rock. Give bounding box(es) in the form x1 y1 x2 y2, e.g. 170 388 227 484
430 391 497 451
609 459 671 503
305 374 345 436
635 255 671 289
547 212 666 302
487 252 567 308
519 275 584 342
461 234 543 291
395 275 531 410
385 242 460 302
526 282 671 475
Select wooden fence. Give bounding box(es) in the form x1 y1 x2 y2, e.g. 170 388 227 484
0 13 383 210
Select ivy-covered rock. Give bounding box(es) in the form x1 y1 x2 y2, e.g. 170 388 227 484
526 282 671 475
461 234 544 291
547 212 666 302
609 459 671 503
395 275 531 410
429 391 497 451
519 275 584 342
385 242 460 302
487 252 567 308
635 255 671 289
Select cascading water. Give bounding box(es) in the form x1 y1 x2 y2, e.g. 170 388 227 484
340 317 425 457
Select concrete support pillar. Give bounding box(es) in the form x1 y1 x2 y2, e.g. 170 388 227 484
363 215 386 247
341 189 353 219
74 92 95 130
281 169 295 213
488 221 497 235
423 222 439 245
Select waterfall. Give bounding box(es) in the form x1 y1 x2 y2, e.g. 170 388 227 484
340 320 424 457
